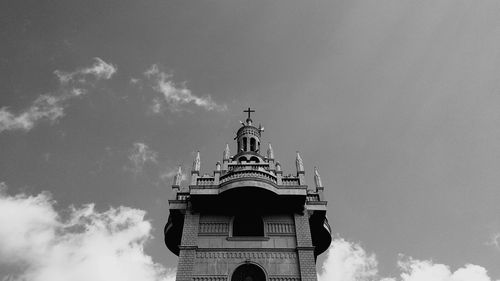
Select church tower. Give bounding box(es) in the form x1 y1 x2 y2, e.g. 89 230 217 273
165 109 331 281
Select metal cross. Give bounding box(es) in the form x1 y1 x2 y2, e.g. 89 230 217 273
244 107 255 120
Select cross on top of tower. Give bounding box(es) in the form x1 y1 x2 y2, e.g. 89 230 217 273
244 107 255 122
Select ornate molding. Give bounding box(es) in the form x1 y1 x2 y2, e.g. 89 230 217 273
192 276 226 281
269 277 301 281
199 222 229 234
266 222 295 234
195 251 297 260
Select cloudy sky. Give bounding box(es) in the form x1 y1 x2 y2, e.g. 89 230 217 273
1 0 499 280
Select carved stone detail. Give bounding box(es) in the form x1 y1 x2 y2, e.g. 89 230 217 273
269 277 301 281
195 251 297 259
199 222 229 234
192 276 226 281
266 222 295 234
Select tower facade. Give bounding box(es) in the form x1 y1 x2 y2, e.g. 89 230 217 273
165 109 331 281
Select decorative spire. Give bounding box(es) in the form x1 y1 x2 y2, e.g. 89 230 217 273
223 143 230 160
314 166 323 188
296 151 304 173
173 166 183 186
267 143 274 159
216 161 221 171
192 151 200 172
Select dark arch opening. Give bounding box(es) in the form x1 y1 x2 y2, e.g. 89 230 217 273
243 137 248 151
238 156 248 163
233 214 264 237
231 264 266 281
249 156 260 163
250 138 256 151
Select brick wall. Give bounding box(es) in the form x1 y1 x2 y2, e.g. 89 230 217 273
175 206 200 281
294 213 318 281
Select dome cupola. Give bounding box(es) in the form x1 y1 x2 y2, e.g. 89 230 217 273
235 108 264 158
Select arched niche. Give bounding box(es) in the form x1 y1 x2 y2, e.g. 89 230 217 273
231 263 266 281
249 156 260 163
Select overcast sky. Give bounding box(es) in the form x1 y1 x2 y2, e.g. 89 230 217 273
1 1 499 280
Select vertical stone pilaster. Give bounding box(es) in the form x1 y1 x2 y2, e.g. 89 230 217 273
176 247 196 281
294 213 318 281
176 206 200 281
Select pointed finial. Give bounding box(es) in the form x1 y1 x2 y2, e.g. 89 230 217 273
296 151 304 172
223 143 230 160
193 151 200 172
173 166 183 186
267 143 274 159
314 166 323 188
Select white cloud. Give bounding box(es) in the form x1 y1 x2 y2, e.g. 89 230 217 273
318 238 379 281
0 94 70 133
396 258 495 281
143 64 227 112
318 239 498 281
54 57 117 83
1 58 116 134
126 142 159 175
0 183 175 281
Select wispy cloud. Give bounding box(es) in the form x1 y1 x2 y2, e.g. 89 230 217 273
0 183 175 281
54 57 117 83
318 238 498 281
487 233 500 250
126 142 158 175
142 64 227 112
0 92 79 133
0 58 116 134
159 166 186 185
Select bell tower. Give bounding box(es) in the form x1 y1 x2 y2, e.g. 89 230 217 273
165 109 331 281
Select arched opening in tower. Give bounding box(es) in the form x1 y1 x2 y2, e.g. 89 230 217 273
231 263 266 281
250 138 256 151
243 137 248 151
